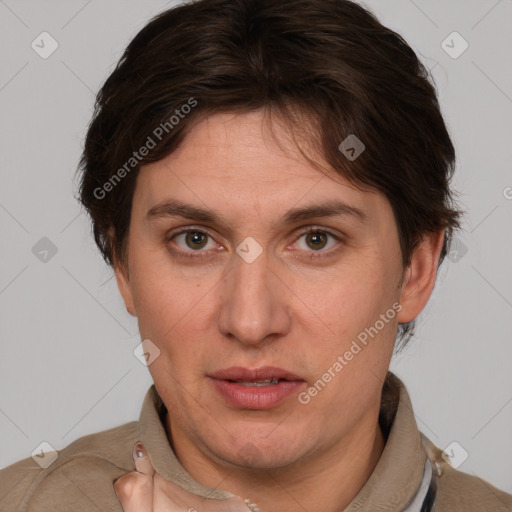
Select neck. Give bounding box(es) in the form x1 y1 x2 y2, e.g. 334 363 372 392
165 407 385 512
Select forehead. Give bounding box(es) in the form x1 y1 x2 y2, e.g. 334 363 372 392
151 110 333 180
134 111 392 230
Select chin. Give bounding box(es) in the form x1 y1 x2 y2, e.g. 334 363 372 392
209 428 313 470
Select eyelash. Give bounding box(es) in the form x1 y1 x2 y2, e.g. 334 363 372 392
165 226 343 260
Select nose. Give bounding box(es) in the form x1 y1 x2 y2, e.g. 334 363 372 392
217 246 292 347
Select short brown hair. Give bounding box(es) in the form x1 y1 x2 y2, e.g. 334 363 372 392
78 0 464 346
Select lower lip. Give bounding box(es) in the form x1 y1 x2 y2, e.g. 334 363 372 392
210 379 305 409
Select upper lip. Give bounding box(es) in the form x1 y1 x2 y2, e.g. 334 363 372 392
209 366 304 382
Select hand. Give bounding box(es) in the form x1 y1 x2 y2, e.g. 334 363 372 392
114 442 155 512
113 441 261 511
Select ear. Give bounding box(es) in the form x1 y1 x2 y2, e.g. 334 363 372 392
114 264 137 317
108 227 136 317
397 229 445 324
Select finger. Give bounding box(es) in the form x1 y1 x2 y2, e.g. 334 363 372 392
113 442 155 512
114 473 148 512
132 441 156 476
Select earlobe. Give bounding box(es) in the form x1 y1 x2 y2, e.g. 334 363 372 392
114 265 137 317
397 229 445 324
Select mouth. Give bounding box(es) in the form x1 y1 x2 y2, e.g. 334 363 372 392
210 366 304 382
208 366 306 409
230 377 282 387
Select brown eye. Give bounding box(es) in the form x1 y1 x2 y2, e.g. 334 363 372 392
184 231 209 250
304 232 328 250
169 229 217 254
293 229 342 259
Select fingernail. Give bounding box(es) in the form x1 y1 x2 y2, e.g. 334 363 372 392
133 441 145 459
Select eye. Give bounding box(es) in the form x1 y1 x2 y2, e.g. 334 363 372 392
166 227 342 260
167 228 220 258
292 229 342 257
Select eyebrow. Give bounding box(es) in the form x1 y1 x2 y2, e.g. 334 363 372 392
145 198 368 228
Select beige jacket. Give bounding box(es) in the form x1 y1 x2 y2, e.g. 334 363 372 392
1 372 511 511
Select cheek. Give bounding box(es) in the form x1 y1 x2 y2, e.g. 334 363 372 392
129 264 215 364
301 260 399 377
305 263 386 332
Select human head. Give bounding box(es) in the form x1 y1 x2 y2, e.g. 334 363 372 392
78 0 462 347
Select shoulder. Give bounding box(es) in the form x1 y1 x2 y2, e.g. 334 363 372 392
436 466 512 511
421 435 512 511
0 421 139 512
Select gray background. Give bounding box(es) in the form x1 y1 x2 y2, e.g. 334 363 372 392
1 0 511 493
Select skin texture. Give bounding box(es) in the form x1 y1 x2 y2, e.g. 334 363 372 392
114 111 445 512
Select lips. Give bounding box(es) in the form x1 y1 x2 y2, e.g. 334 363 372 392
208 366 306 409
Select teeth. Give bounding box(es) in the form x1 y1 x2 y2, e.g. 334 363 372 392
235 378 280 386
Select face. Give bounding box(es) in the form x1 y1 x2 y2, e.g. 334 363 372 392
116 111 441 471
